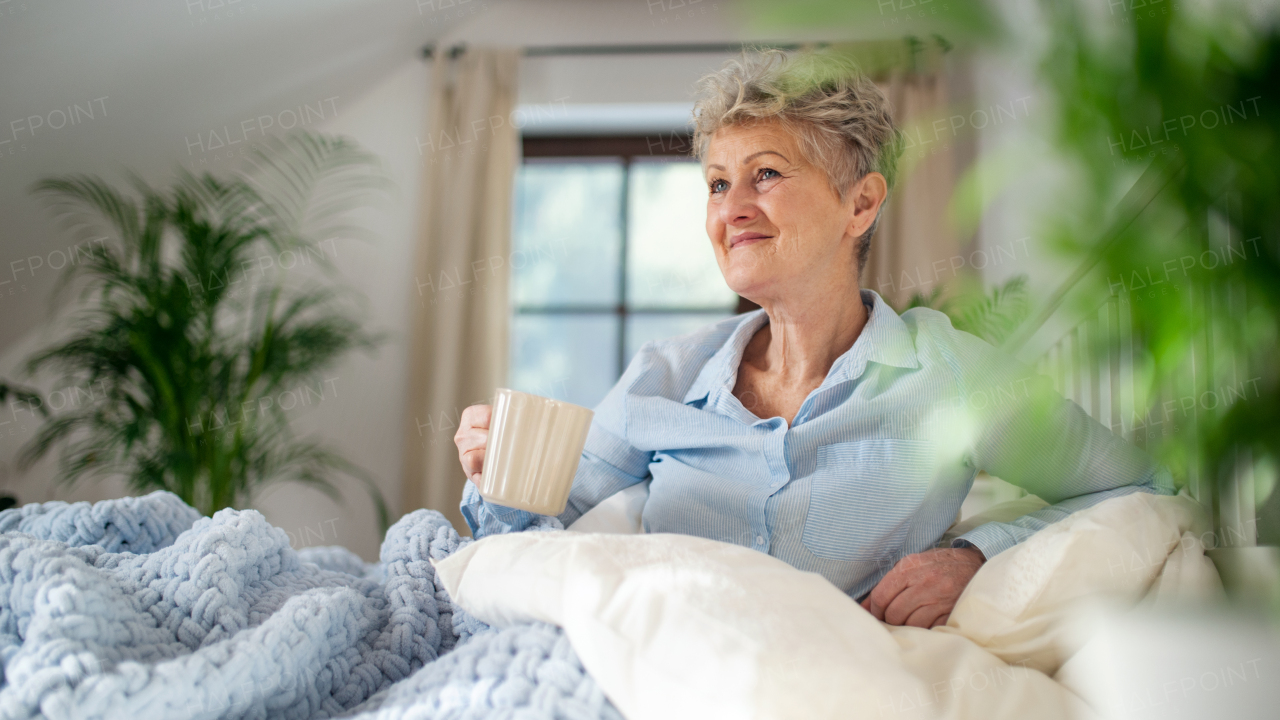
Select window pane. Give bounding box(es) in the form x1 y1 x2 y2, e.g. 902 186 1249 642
510 313 619 410
624 312 734 369
513 162 623 306
627 160 737 309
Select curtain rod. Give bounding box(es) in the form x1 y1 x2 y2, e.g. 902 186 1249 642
421 41 827 60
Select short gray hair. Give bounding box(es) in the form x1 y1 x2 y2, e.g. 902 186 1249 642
691 49 903 274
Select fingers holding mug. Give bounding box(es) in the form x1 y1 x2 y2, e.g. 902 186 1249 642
455 404 492 482
461 446 485 483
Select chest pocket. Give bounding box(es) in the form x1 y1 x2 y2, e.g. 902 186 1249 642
801 439 937 562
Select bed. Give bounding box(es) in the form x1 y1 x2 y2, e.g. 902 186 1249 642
0 483 1221 720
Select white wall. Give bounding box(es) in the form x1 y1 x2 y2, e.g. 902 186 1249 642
519 52 735 106
250 59 431 559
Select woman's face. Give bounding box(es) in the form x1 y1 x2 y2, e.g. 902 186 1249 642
704 119 883 304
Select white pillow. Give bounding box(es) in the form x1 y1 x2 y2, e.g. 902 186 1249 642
939 491 1216 675
434 531 1089 720
565 482 648 535
435 493 1210 720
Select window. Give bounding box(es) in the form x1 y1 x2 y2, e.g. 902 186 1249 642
508 135 753 409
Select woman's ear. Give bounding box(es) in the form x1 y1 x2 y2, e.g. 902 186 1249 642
846 172 889 240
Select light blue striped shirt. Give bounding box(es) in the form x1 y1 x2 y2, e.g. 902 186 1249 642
462 289 1174 599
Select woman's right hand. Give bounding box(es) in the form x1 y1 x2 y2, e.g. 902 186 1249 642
454 404 491 485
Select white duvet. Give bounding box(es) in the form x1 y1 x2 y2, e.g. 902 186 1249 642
434 492 1220 720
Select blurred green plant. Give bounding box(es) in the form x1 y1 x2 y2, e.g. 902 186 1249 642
740 0 1001 48
1023 0 1280 542
6 132 390 529
896 275 1031 347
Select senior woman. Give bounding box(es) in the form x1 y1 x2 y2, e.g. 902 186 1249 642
454 51 1174 629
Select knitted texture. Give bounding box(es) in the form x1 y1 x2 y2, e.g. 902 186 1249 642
0 492 614 720
0 491 201 554
345 623 624 720
297 546 383 582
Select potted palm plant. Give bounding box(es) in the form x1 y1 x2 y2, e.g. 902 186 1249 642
7 132 390 529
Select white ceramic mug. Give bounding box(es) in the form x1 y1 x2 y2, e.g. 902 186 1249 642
477 388 594 515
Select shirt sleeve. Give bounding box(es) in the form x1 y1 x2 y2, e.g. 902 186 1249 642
460 348 656 538
941 330 1176 560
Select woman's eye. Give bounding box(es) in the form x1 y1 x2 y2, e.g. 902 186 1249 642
709 179 728 194
758 168 780 182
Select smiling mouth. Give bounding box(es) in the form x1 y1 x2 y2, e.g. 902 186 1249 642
729 233 770 249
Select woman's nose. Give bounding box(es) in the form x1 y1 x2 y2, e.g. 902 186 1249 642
719 184 759 226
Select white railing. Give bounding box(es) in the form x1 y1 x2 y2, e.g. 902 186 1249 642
1023 228 1259 548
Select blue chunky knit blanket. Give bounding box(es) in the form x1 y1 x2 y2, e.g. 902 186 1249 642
0 491 623 720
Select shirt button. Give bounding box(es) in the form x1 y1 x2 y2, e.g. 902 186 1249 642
755 535 765 546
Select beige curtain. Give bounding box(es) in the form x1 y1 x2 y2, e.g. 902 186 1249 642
865 71 964 307
402 48 520 534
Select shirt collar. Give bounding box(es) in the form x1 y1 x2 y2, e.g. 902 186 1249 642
682 289 919 405
831 289 920 383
